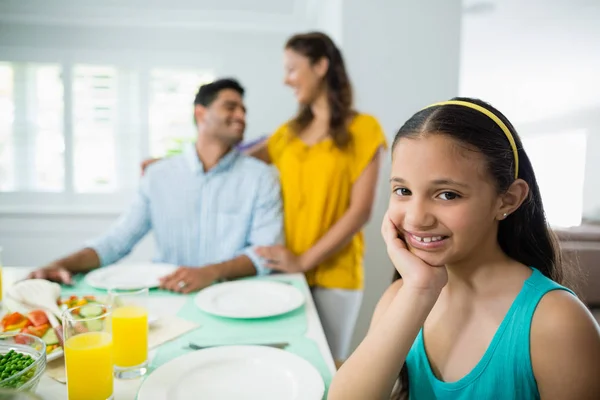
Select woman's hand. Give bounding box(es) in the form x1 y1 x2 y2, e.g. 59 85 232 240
381 212 448 293
255 245 306 273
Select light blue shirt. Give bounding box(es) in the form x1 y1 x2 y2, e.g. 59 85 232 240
86 145 283 275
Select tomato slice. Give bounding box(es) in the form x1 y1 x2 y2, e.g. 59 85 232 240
1 312 26 329
27 323 50 338
27 310 49 327
14 333 29 345
4 319 30 331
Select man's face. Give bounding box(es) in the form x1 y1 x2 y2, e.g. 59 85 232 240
196 89 246 146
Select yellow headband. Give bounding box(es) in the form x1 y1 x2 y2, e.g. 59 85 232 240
422 100 519 179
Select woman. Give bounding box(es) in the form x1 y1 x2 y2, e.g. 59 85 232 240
252 31 387 366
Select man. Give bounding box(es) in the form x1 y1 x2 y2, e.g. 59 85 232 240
28 78 283 293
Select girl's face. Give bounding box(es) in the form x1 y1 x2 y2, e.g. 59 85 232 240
283 49 327 105
388 134 504 267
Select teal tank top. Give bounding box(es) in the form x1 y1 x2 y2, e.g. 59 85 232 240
406 267 574 400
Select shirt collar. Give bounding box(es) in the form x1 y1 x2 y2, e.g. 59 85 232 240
183 143 239 175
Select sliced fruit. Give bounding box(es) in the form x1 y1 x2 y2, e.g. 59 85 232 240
27 310 49 327
85 319 103 332
79 304 103 319
46 344 60 354
1 312 26 329
4 318 31 332
14 333 30 345
41 328 59 346
26 323 50 338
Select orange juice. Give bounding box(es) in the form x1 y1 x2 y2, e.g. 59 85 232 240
64 331 113 400
112 305 148 367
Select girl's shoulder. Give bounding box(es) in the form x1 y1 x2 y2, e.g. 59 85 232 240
530 289 600 397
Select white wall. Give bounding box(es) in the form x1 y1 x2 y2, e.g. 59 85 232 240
460 0 600 220
338 0 463 351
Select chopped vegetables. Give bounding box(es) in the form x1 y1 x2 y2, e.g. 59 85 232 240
1 294 101 355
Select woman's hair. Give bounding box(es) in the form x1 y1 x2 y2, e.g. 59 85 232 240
389 97 568 399
285 31 355 148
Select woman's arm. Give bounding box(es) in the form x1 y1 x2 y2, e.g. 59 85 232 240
244 139 271 163
531 290 600 400
328 280 438 400
298 148 382 271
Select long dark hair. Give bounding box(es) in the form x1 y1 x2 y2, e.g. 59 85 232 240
390 97 566 399
285 31 355 148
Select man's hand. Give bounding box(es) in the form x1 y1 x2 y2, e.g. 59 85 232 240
159 266 219 294
27 264 73 285
140 158 161 175
255 245 306 273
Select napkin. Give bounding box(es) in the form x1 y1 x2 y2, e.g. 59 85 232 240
45 315 199 383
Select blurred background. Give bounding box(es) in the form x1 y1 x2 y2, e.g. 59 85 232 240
1 0 599 350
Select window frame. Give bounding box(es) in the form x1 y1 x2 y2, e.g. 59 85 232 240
0 47 219 214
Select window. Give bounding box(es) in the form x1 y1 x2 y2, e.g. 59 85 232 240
0 64 14 191
0 63 64 192
522 131 587 228
149 69 214 157
73 65 118 193
0 61 213 211
31 64 64 192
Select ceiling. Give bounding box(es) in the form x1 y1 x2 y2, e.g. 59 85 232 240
0 0 307 32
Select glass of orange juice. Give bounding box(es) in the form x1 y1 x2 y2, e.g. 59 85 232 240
108 287 149 379
63 303 113 400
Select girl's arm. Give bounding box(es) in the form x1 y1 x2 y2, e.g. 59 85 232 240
328 280 439 400
531 290 600 400
298 148 382 271
328 214 447 400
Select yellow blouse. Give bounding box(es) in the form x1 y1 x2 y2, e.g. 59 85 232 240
267 114 387 290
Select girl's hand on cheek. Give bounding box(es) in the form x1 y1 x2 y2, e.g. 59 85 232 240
381 212 448 294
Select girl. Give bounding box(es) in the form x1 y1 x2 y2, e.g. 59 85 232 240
328 98 600 399
251 31 387 365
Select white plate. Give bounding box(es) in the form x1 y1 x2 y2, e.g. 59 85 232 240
137 345 325 400
194 280 304 319
47 348 63 362
84 262 177 290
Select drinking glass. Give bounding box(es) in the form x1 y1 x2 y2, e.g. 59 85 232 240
63 304 113 400
108 287 149 379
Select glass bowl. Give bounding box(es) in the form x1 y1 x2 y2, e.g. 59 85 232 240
0 333 47 393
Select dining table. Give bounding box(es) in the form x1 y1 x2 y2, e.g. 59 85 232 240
1 266 336 400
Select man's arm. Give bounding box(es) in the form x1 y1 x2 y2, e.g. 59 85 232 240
160 254 258 294
240 166 284 275
28 176 153 283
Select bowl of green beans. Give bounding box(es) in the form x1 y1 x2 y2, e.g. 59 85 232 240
0 333 46 393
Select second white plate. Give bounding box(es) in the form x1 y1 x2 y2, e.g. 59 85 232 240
194 280 305 319
84 262 177 290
